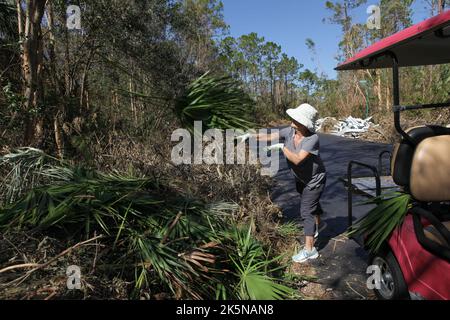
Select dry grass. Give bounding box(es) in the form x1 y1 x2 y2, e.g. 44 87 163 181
0 231 132 300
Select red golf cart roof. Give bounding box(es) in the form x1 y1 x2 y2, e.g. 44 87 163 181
336 10 450 70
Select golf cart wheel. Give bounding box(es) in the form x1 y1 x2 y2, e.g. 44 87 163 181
370 250 409 300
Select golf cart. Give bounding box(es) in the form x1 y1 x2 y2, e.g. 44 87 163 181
336 10 450 300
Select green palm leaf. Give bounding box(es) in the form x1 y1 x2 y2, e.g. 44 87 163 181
175 72 257 132
347 192 412 253
0 148 293 299
227 224 295 300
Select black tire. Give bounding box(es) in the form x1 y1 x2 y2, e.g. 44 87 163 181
369 250 410 300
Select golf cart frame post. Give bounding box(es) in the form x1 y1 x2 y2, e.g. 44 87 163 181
346 149 392 229
347 160 381 229
346 50 450 229
335 10 450 229
391 53 450 146
337 9 450 300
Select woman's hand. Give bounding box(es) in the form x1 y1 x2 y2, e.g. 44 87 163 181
236 131 281 144
263 143 284 152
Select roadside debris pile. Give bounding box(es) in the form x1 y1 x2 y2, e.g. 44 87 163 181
316 116 379 138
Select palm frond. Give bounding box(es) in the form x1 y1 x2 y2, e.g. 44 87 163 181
175 72 257 132
347 192 412 253
0 148 294 300
226 224 295 300
0 148 60 204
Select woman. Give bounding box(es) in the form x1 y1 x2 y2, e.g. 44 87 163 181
243 103 327 263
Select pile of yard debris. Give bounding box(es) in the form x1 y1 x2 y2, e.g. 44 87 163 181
316 116 381 139
0 147 299 300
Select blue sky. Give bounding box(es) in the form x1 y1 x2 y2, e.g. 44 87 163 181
221 0 437 79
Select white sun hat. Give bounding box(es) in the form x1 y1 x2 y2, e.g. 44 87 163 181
286 103 318 133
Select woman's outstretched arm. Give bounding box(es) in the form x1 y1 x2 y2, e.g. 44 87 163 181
237 131 281 143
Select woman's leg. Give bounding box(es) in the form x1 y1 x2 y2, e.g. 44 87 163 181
301 184 325 251
295 180 305 225
314 202 323 233
300 193 317 250
305 235 315 251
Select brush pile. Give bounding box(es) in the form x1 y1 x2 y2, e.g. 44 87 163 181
316 116 378 138
0 148 296 300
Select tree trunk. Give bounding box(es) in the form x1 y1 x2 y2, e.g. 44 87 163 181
54 113 64 159
19 0 47 146
130 77 134 124
45 1 65 158
80 47 94 112
376 71 382 109
438 0 445 13
386 84 391 110
64 17 71 97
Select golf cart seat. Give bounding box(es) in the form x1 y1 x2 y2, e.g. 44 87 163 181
410 134 450 202
409 134 450 258
391 125 450 188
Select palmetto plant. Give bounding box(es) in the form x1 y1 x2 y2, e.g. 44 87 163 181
175 72 256 132
0 148 57 205
0 148 293 300
348 192 412 253
225 225 295 300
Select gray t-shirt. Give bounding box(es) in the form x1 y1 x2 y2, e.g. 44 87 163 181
280 127 326 188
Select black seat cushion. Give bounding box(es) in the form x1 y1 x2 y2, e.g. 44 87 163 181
392 125 450 187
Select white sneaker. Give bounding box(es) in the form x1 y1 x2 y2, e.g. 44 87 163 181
292 248 319 263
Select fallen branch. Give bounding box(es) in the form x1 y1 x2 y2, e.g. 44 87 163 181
0 235 103 287
0 263 41 274
345 281 366 300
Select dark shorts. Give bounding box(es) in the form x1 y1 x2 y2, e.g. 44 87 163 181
296 179 326 237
